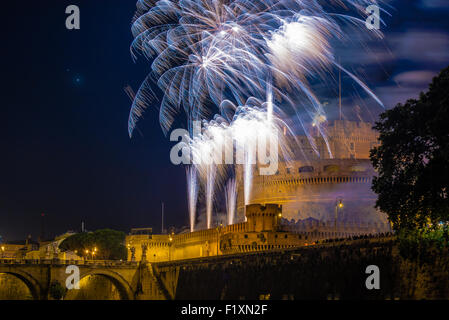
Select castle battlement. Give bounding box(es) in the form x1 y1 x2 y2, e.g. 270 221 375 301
126 203 390 263
127 121 389 263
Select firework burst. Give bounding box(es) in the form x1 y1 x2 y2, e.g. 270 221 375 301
129 0 387 229
129 0 385 137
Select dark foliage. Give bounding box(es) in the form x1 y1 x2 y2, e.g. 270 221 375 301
49 281 66 300
59 229 127 260
370 66 449 231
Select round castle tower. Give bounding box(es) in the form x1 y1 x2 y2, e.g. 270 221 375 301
236 120 390 232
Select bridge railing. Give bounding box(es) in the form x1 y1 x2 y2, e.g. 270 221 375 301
153 235 397 268
0 258 139 267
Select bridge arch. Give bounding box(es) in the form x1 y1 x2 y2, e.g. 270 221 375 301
71 269 134 300
0 267 42 300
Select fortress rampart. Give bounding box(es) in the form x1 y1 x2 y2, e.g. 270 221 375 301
126 204 390 263
126 120 390 263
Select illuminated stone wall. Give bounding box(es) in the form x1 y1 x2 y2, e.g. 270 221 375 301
0 273 33 300
235 120 389 230
125 204 384 263
64 274 121 300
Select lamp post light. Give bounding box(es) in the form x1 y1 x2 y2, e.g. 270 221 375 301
335 197 343 237
277 212 282 231
168 233 173 261
1 246 5 259
216 222 223 256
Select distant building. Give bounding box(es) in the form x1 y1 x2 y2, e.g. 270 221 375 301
130 228 152 235
1 238 39 259
25 231 81 260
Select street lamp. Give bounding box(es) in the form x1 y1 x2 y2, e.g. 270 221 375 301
168 234 173 261
335 197 343 236
1 246 5 259
216 222 223 256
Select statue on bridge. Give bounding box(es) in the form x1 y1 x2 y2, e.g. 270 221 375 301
52 243 59 260
141 244 148 262
130 247 136 262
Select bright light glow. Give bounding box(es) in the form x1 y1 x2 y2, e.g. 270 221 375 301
186 166 198 232
205 165 216 229
225 178 237 225
267 15 335 77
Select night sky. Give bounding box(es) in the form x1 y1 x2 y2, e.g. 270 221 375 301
1 1 449 241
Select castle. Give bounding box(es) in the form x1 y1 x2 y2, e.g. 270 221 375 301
126 120 391 262
236 120 389 226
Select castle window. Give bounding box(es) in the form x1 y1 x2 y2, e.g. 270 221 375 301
284 234 288 239
324 165 340 173
244 234 248 239
298 166 314 173
286 167 291 174
350 165 366 172
350 142 354 150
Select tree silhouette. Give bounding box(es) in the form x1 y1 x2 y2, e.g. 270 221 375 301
371 66 449 231
59 229 127 260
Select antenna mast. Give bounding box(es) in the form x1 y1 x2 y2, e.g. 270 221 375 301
161 202 165 234
339 58 342 121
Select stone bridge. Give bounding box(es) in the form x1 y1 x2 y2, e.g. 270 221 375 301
0 238 398 300
0 259 168 300
2 237 448 300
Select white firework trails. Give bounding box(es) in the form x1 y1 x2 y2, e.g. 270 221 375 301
129 0 387 229
186 166 198 232
170 97 292 174
225 177 237 226
170 97 293 227
129 0 385 137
